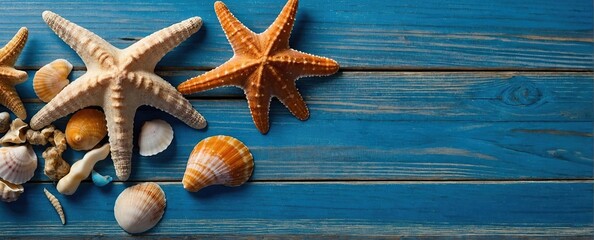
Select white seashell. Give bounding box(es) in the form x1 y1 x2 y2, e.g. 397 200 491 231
0 118 28 145
114 182 166 234
56 143 110 195
0 178 24 202
43 188 66 224
0 112 10 133
33 59 72 102
138 119 173 157
0 145 37 184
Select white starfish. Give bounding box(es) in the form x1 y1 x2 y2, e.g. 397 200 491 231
31 11 207 181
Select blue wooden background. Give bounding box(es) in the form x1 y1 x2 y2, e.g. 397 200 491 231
0 0 593 238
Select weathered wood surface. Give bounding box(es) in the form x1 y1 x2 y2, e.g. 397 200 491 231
0 0 592 69
0 0 592 238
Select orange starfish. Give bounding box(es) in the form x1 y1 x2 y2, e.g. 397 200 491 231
0 28 28 119
177 0 339 134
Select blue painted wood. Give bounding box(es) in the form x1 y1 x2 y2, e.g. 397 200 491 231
0 182 592 237
0 0 591 69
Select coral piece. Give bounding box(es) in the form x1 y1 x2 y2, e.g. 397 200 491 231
0 145 37 184
91 170 112 187
43 188 66 224
42 146 70 181
30 11 207 181
0 112 10 133
65 109 107 151
33 59 72 102
56 143 110 195
0 27 28 119
114 182 166 234
26 125 55 145
138 119 173 156
183 135 254 192
0 118 28 145
177 0 339 134
0 178 23 202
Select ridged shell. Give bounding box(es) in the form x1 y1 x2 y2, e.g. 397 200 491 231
33 59 72 102
65 109 107 151
182 135 254 192
0 178 24 202
138 119 173 156
114 182 166 234
43 188 66 224
0 145 37 184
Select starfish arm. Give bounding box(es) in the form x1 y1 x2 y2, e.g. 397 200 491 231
42 11 117 70
271 49 339 78
0 67 27 85
0 83 26 119
266 65 309 120
177 58 258 94
123 17 202 71
103 104 135 181
0 27 27 66
133 73 207 129
30 74 105 130
214 1 261 57
262 0 298 54
244 67 272 134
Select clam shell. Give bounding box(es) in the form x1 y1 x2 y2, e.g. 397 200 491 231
138 119 173 156
114 182 166 234
0 178 24 202
33 59 72 102
65 109 107 151
0 145 37 184
183 135 254 192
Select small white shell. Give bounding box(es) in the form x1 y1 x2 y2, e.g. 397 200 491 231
0 118 29 145
33 59 72 102
0 178 24 202
43 188 66 224
138 119 173 156
0 145 37 184
114 182 166 234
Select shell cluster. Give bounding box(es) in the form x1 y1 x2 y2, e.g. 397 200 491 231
65 109 107 151
114 182 166 234
183 135 254 192
33 59 72 102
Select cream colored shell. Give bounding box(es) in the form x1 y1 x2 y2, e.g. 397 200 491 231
0 118 28 145
43 188 66 224
114 182 166 234
0 178 23 202
0 145 37 184
33 59 72 102
138 119 173 156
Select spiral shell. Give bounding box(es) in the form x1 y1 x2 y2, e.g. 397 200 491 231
182 135 254 192
65 109 107 151
0 178 23 202
0 145 37 184
114 182 166 234
43 188 66 225
138 119 173 156
33 59 72 102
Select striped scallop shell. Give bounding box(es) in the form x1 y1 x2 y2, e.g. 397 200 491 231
114 182 166 234
138 119 173 157
0 145 37 184
33 59 72 102
183 135 254 192
0 178 24 202
65 109 107 151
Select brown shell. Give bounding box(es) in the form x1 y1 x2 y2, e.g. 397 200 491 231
65 109 107 151
182 135 254 192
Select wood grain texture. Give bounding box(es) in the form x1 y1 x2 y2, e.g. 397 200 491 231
0 182 592 237
0 0 591 69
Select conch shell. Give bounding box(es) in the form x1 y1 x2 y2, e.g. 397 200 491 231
138 119 173 156
0 118 28 145
65 109 107 151
0 145 37 184
56 143 110 195
0 178 23 202
114 182 166 234
33 59 72 102
183 135 254 192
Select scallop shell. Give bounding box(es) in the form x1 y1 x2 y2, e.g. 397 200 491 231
65 109 107 151
0 112 10 133
0 145 37 184
0 118 28 145
182 135 254 192
138 119 173 156
33 59 72 102
0 178 24 202
114 182 166 234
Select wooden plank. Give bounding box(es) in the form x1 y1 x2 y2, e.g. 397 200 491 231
0 182 592 237
0 0 591 69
